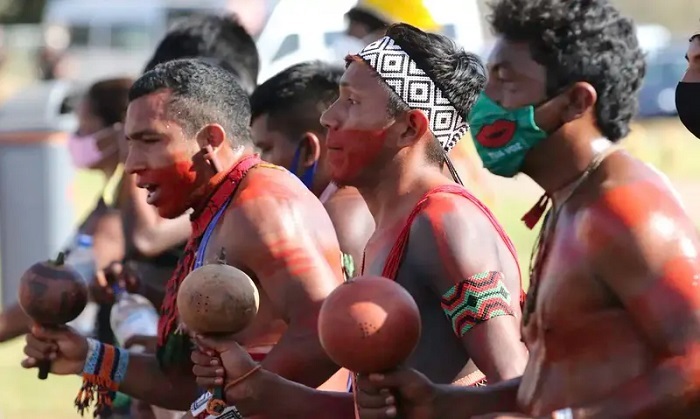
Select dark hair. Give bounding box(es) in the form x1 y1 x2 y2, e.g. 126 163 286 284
87 77 133 126
488 0 645 142
360 23 487 163
144 13 259 94
130 59 252 145
345 7 389 33
250 61 343 140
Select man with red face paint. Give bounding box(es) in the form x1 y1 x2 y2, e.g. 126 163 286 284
352 1 700 418
250 61 374 280
19 59 348 417
173 22 528 418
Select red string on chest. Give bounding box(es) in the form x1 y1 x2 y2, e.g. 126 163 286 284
365 184 525 305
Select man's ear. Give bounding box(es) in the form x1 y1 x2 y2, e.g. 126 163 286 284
196 124 227 173
300 132 321 168
196 124 227 149
396 109 430 148
560 82 597 123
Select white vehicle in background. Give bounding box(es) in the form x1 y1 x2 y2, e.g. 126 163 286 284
41 0 237 83
255 0 486 83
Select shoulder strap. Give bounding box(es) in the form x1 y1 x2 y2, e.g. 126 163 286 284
380 185 523 294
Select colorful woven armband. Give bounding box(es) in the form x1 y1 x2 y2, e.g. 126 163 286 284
440 271 514 337
75 338 129 417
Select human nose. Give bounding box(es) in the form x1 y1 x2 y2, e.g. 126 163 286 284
320 101 340 130
124 145 146 175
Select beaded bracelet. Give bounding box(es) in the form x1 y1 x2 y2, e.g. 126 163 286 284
75 338 129 417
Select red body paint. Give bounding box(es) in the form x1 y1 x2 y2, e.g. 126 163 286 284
137 160 199 219
325 128 389 185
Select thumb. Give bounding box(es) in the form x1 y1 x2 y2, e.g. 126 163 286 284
193 333 240 354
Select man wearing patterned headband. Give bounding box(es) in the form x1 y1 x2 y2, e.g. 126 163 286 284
184 22 528 418
353 1 700 418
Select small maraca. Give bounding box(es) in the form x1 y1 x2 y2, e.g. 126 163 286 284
317 275 421 374
177 248 260 415
18 251 89 379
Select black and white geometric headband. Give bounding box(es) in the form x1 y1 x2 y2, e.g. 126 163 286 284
357 36 469 153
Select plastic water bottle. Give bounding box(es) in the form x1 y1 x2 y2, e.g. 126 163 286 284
66 234 98 336
110 288 159 353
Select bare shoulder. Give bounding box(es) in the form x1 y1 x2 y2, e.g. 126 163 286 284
323 186 369 221
578 155 698 268
413 189 498 240
409 188 513 271
230 165 335 238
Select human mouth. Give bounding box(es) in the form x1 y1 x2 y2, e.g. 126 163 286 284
137 181 161 205
475 120 517 148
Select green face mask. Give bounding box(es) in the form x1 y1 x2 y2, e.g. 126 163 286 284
468 93 548 177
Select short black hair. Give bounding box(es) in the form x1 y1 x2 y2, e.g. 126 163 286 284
489 0 645 142
143 13 259 94
250 61 343 140
368 23 487 164
129 59 251 145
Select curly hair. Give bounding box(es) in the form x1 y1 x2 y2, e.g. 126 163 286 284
488 0 646 142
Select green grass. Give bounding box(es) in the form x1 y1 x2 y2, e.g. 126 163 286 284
0 117 699 417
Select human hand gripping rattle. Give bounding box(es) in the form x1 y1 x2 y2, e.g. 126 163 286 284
18 252 89 380
177 248 259 418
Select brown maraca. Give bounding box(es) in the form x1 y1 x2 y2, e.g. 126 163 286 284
318 275 421 374
177 248 259 416
18 251 89 379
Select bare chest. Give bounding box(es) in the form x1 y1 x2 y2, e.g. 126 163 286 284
522 214 612 341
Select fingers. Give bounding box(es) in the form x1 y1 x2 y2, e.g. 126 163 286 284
22 333 57 369
357 404 398 419
193 333 239 354
356 385 395 409
191 349 225 388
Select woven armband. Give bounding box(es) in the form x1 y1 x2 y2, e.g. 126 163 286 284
75 338 129 417
440 271 514 337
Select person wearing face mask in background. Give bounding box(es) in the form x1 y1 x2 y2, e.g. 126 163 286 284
0 77 132 344
0 78 132 416
676 33 700 139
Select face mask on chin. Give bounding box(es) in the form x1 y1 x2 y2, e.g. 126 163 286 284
288 140 318 190
675 81 700 139
468 93 555 178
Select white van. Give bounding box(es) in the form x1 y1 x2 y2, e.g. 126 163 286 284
42 0 234 82
256 0 486 83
